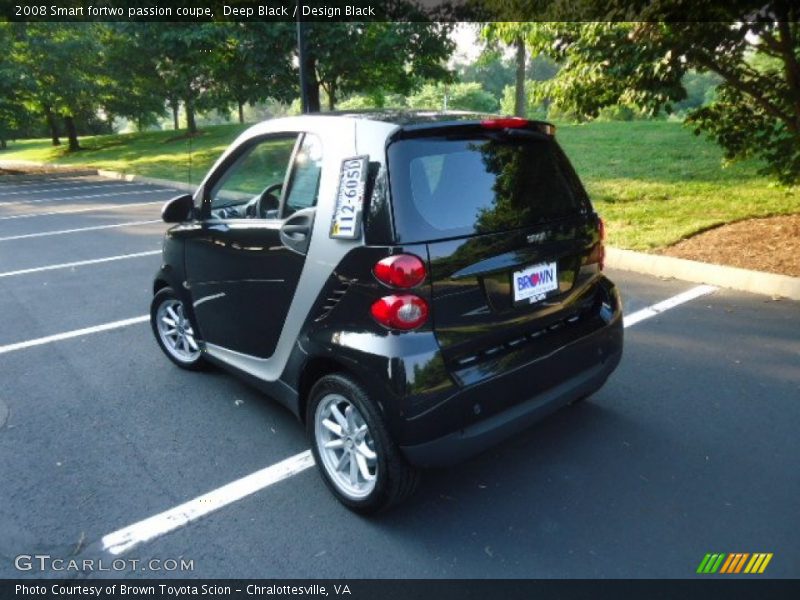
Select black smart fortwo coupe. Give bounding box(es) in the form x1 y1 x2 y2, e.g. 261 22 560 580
150 112 623 513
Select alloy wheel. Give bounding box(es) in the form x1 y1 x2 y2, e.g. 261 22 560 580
314 393 378 499
155 299 201 363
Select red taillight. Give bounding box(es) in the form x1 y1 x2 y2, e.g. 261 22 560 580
373 254 426 288
587 218 605 270
480 117 529 129
371 295 429 330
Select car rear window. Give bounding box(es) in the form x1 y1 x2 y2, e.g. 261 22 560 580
386 135 590 242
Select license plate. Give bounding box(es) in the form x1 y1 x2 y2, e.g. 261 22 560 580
513 261 558 303
330 155 368 239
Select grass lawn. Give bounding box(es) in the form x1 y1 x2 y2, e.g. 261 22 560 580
557 121 798 249
1 120 797 250
0 124 248 186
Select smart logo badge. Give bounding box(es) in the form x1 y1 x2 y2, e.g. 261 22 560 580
696 553 773 574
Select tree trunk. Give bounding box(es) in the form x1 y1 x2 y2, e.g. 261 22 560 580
63 115 80 152
171 100 180 130
185 99 197 135
304 56 321 113
44 106 61 146
238 100 245 124
0 138 6 150
297 21 320 113
327 82 336 111
514 37 527 117
307 81 321 113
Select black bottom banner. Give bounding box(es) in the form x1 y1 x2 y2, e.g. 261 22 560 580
3 579 800 600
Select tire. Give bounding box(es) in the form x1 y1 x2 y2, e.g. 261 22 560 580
150 287 207 371
307 373 420 514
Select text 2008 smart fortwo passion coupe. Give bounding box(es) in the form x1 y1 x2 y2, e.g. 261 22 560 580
150 111 623 513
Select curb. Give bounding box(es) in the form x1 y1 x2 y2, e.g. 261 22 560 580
96 169 196 194
0 160 193 192
606 247 800 301
0 159 96 176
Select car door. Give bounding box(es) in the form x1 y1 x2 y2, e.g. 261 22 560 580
184 132 324 359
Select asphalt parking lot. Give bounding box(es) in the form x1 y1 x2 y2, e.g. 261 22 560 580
0 171 798 579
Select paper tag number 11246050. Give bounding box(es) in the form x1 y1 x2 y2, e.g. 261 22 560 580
330 156 368 240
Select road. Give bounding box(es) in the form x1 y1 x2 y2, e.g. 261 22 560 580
0 171 797 579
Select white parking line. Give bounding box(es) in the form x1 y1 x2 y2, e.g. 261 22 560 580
0 281 718 551
0 200 162 220
0 315 149 355
623 284 717 328
85 284 719 555
0 182 155 197
0 219 161 242
0 189 172 207
0 250 161 278
101 451 316 555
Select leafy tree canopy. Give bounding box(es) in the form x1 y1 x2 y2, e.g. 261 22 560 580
480 1 800 183
407 81 499 112
305 20 455 110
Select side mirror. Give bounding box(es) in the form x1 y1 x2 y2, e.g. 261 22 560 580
162 194 194 223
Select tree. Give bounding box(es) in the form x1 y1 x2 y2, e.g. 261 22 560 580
0 24 33 149
481 23 534 117
211 23 297 124
456 48 512 99
500 81 549 118
673 70 724 114
98 24 167 131
303 21 455 111
133 24 222 134
501 3 800 183
456 47 560 109
14 23 106 151
480 2 553 117
407 82 498 112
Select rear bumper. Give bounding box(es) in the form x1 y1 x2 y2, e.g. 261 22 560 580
399 295 623 467
401 346 621 467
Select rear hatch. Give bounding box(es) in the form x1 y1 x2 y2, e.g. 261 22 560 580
386 120 603 380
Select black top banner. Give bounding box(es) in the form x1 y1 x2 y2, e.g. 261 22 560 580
0 0 790 23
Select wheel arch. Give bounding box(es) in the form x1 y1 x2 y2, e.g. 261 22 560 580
297 356 362 425
153 278 170 295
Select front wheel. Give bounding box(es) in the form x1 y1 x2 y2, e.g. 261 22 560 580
150 288 207 370
307 374 419 514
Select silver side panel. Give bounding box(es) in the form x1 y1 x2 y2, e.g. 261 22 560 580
202 116 399 381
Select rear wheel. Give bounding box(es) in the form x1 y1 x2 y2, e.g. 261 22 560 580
150 288 207 370
307 374 419 513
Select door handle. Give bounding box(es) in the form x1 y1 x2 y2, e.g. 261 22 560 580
205 222 230 233
281 224 309 236
279 208 316 255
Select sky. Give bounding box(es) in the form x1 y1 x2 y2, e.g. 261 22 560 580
451 23 484 65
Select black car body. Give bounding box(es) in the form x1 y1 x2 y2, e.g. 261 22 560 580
151 112 623 512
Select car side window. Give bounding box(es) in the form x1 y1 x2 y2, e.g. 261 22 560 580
208 134 298 219
282 134 323 218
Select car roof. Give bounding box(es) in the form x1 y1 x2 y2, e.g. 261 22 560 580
324 109 494 126
295 109 556 136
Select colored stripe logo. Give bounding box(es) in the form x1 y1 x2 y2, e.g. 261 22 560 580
697 553 773 574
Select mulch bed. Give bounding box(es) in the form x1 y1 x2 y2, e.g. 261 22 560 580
661 214 800 278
